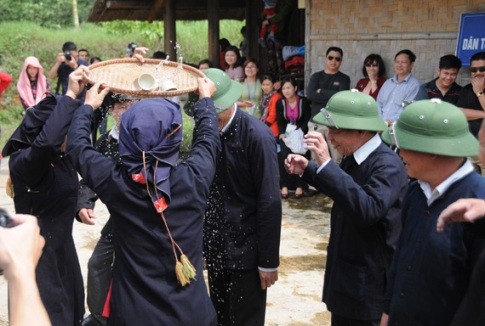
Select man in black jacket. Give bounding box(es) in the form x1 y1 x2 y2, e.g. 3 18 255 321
202 68 282 326
285 90 407 325
306 46 350 164
49 41 88 96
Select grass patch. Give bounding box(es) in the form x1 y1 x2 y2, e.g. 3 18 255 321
0 20 243 150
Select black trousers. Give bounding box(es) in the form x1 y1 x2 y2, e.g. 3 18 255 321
84 229 114 326
278 141 309 190
208 268 266 326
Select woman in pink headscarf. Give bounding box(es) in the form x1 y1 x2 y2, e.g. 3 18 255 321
17 56 51 109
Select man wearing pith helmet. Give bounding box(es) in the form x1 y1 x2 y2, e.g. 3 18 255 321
201 68 282 326
285 90 407 325
380 99 485 325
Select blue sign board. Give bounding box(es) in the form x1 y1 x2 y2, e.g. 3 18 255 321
456 12 485 67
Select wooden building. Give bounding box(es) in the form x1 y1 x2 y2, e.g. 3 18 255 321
88 0 264 70
304 0 485 88
88 0 484 91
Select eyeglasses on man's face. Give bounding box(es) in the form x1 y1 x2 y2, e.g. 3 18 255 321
327 56 341 62
470 66 485 73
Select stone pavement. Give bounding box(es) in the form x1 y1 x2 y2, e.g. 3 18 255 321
0 157 332 325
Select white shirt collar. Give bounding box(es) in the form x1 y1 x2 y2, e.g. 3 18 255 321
352 133 382 165
391 73 412 83
220 104 238 133
418 159 474 206
109 127 119 140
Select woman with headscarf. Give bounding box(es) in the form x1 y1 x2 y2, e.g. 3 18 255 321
17 56 51 109
67 74 220 324
2 68 86 325
75 93 137 326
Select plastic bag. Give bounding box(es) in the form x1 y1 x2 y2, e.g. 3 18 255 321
284 125 307 154
282 45 305 61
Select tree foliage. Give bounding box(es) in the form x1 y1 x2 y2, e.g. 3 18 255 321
101 21 165 42
0 0 92 28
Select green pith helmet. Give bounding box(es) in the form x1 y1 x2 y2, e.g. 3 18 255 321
381 99 478 157
313 90 386 132
204 68 243 113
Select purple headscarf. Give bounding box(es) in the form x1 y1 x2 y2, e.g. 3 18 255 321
119 98 182 211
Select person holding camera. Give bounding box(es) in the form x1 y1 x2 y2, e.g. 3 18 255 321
49 41 88 96
125 42 137 58
0 212 50 326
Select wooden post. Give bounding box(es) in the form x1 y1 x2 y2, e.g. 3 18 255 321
304 0 310 93
164 0 176 60
208 0 220 68
246 0 261 60
72 0 80 29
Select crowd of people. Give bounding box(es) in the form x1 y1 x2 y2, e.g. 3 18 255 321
0 33 484 326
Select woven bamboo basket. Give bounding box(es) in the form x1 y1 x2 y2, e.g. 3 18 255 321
88 58 204 98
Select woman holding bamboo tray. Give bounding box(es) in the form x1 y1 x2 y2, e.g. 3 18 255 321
67 66 220 325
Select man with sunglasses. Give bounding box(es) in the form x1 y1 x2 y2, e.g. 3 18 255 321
376 49 420 125
307 46 350 163
457 51 485 138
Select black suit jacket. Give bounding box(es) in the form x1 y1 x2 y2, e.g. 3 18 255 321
302 141 408 320
204 109 282 271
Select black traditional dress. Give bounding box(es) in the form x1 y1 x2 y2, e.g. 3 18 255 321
67 98 219 325
6 95 84 325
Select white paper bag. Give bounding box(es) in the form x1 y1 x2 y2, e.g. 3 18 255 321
284 125 307 154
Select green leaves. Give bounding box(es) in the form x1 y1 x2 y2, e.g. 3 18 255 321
1 0 92 28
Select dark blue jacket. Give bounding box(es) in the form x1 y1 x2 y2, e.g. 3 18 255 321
204 109 282 270
302 141 408 320
67 98 220 325
75 131 120 237
385 172 485 326
451 249 485 326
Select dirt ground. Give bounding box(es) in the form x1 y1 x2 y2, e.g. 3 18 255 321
0 158 333 325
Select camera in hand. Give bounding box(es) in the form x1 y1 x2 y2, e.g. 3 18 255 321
0 208 12 227
126 42 137 57
64 51 72 61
